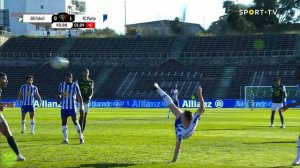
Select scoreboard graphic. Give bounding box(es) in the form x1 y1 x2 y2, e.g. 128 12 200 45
23 13 97 29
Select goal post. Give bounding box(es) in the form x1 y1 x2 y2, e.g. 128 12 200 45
244 85 299 108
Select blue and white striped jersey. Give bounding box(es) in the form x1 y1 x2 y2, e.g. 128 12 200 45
175 113 201 142
59 82 80 110
20 84 38 106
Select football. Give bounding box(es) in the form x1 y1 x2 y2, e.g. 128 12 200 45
50 57 69 69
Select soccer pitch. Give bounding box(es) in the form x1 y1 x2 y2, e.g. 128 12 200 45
0 108 299 168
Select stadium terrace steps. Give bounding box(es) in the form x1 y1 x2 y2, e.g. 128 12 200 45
182 35 297 52
0 37 65 54
170 36 188 59
93 67 114 96
108 66 224 99
214 66 237 99
0 67 101 99
0 64 297 99
296 35 300 58
69 37 176 55
55 38 76 57
0 35 298 99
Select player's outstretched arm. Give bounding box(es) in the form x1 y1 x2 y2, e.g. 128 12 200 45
171 140 182 163
196 86 205 115
280 100 300 112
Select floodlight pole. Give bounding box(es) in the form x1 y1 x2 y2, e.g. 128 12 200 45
202 17 205 30
124 1 127 34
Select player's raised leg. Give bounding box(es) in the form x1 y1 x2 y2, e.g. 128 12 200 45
153 83 182 118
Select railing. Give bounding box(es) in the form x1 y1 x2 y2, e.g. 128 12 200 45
0 30 11 47
0 50 298 59
0 50 297 66
179 50 297 58
0 52 171 59
0 30 11 38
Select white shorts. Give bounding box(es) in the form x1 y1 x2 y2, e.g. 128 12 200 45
77 102 90 113
271 103 283 111
0 113 4 123
83 103 90 113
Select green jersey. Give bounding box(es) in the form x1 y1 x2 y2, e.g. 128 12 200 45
77 78 94 103
271 84 286 103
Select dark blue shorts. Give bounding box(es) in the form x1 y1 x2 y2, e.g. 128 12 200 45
173 100 179 107
21 105 34 113
61 109 77 118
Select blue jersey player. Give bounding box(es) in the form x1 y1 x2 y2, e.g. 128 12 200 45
17 75 42 134
58 73 84 144
280 64 300 166
154 83 205 162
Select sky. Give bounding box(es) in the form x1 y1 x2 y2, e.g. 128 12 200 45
86 0 254 34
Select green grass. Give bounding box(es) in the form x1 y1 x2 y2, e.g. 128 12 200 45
0 108 299 168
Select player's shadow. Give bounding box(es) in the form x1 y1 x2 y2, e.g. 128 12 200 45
249 125 300 128
200 128 247 131
260 141 296 144
244 141 296 145
79 163 136 168
268 165 294 168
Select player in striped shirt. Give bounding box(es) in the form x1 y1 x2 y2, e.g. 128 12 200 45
58 73 84 144
154 83 205 162
280 65 300 166
0 72 25 161
17 75 42 134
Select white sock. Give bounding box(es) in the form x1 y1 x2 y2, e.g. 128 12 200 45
62 126 68 141
21 120 25 132
30 119 35 133
75 124 83 139
296 137 300 160
156 87 173 106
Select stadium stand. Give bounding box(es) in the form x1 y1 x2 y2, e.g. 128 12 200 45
70 37 176 53
0 37 65 53
0 34 298 100
0 67 102 99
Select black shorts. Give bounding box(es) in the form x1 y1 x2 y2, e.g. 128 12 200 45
173 99 179 107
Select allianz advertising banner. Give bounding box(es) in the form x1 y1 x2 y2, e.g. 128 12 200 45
1 99 299 108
